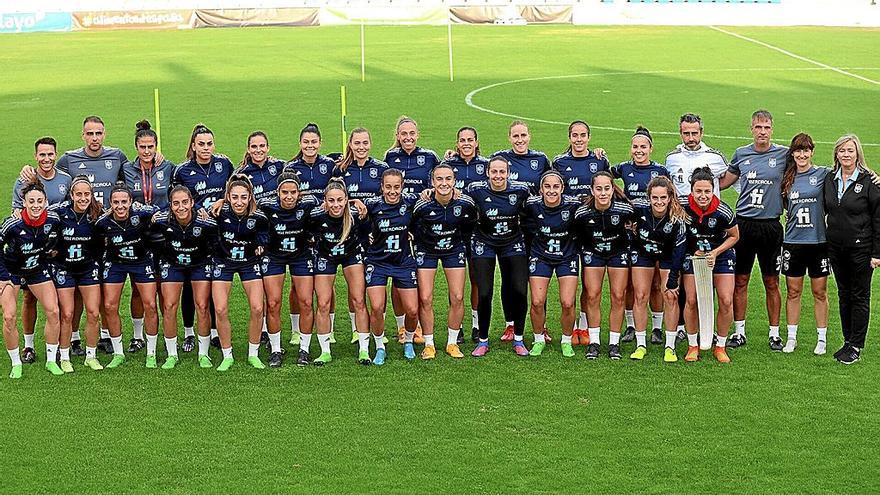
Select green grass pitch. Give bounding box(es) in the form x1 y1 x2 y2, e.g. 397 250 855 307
0 24 879 493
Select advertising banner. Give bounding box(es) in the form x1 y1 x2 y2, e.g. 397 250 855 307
450 5 572 24
192 8 319 28
0 12 72 33
72 10 194 30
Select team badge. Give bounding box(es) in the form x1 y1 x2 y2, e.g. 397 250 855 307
43 224 52 234
561 210 569 222
104 267 110 279
370 168 378 179
296 210 304 220
400 205 407 215
530 159 539 171
157 171 164 181
663 223 674 233
854 184 863 194
453 205 462 217
161 266 169 279
268 165 277 175
509 194 518 205
474 241 484 256
708 218 717 228
769 158 777 168
319 163 328 175
529 259 536 273
809 176 818 186
193 226 202 236
365 264 373 283
650 171 658 179
590 163 598 173
611 215 620 225
416 253 425 266
215 162 223 173
262 258 270 273
104 160 113 170
59 184 67 195
317 259 327 272
131 216 140 226
583 253 592 264
630 252 638 264
476 164 485 175
55 271 66 286
213 265 222 278
417 155 425 166
247 218 256 229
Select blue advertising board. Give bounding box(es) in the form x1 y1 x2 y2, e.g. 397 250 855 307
0 12 72 33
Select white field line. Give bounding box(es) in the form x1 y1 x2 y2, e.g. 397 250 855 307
463 67 880 146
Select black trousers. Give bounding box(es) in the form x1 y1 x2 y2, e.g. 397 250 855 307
472 255 528 340
828 244 874 348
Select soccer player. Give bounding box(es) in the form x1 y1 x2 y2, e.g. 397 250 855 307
153 186 218 369
333 127 388 343
49 177 104 370
442 126 488 343
237 131 285 203
285 123 336 344
12 137 71 362
680 167 740 363
412 163 477 359
122 120 175 209
778 133 830 355
0 180 63 378
363 170 419 365
611 126 668 345
211 175 269 371
719 110 787 350
465 156 530 357
259 172 319 367
310 179 370 365
95 183 160 369
629 176 688 362
823 135 880 365
384 117 439 344
521 171 580 357
172 123 234 349
574 172 634 360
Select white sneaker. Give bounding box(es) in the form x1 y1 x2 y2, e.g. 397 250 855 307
814 340 826 356
783 339 797 353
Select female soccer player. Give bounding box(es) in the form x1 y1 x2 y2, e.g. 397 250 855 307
681 167 740 363
362 169 419 365
0 180 62 378
310 178 370 365
629 176 688 362
384 117 439 344
778 133 830 355
823 134 880 364
612 126 670 345
285 123 336 343
237 131 285 203
574 172 634 360
172 123 234 350
122 120 175 354
260 172 319 367
212 174 269 371
465 156 531 356
412 163 477 359
95 183 160 369
50 176 103 371
443 126 489 343
153 185 218 369
521 171 581 357
334 127 388 343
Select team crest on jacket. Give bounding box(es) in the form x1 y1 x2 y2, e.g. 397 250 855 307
157 171 164 181
214 162 223 173
417 155 425 166
268 165 277 175
809 176 818 186
769 158 777 168
708 218 717 228
530 159 539 170
663 222 674 233
370 168 378 179
131 216 140 226
247 218 256 229
854 184 863 194
650 171 659 179
453 205 461 217
319 163 328 174
43 224 52 234
193 226 202 236
399 205 407 215
611 215 620 225
59 184 68 195
590 163 598 173
561 210 569 221
476 164 485 175
296 210 304 220
509 194 517 205
104 160 113 170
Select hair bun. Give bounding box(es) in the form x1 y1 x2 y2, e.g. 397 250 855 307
136 119 152 131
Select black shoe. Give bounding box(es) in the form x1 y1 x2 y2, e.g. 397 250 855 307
22 347 36 364
833 344 851 360
210 336 221 349
181 336 196 353
127 338 145 353
621 326 636 343
70 340 86 356
97 338 113 354
268 351 284 368
727 334 747 349
585 343 600 360
675 329 687 345
650 328 663 345
768 336 784 352
608 344 622 360
296 349 311 367
470 327 479 343
838 346 861 365
260 331 270 351
457 328 464 345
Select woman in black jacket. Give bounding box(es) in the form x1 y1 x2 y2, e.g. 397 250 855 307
822 134 880 364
